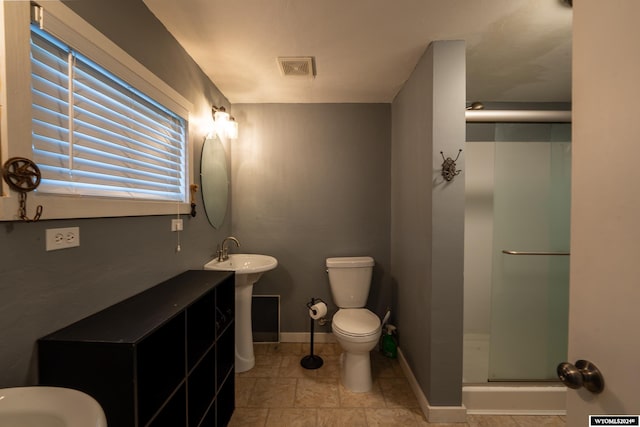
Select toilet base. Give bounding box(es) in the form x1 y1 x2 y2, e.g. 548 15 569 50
339 351 373 392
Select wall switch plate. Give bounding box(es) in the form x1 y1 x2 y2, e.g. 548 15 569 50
171 219 183 232
46 227 80 251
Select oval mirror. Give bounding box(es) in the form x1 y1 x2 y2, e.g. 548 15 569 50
200 136 229 229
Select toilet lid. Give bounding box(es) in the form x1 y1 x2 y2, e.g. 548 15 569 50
333 309 380 337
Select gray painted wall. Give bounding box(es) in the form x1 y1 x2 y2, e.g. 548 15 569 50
1 2 467 410
391 41 465 406
230 104 392 333
0 0 231 387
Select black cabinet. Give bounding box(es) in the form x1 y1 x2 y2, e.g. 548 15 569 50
38 270 235 427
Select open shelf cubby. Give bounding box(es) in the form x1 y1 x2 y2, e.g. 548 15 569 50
38 270 235 427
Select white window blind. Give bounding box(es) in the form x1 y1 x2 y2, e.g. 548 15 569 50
30 24 188 202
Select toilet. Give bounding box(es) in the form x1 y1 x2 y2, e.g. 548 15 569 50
326 256 381 392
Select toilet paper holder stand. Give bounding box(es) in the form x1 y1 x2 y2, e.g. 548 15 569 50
301 297 326 370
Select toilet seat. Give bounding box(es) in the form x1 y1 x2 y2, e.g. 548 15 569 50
332 309 380 338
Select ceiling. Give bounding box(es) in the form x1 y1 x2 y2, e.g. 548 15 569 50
143 0 572 104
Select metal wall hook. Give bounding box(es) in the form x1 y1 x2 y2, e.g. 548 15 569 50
2 157 44 222
440 149 462 181
557 360 605 394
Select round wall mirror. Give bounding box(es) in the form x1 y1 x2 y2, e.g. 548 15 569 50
200 136 229 229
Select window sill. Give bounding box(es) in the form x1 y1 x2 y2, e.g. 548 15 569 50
0 192 191 221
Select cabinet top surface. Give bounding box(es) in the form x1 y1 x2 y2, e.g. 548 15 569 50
39 270 233 344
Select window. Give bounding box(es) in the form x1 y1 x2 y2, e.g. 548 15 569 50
0 1 193 220
31 26 187 202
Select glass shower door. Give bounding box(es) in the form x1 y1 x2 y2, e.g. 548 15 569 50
488 127 571 381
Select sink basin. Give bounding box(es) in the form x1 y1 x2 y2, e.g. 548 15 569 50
0 386 107 427
204 253 277 275
204 253 278 373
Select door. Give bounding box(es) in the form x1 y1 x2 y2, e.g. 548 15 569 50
489 135 570 381
568 1 640 425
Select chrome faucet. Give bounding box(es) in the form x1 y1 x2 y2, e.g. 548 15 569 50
217 236 240 261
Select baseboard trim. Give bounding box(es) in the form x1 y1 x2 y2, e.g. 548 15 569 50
397 348 468 424
279 332 336 343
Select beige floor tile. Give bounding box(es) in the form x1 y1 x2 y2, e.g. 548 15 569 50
232 342 561 427
418 422 470 427
317 408 368 427
254 353 284 368
365 407 419 426
253 343 272 355
512 415 566 426
409 407 430 426
302 342 342 356
255 342 304 355
416 419 469 426
295 377 340 408
247 377 297 408
228 407 268 426
372 352 403 378
237 352 282 378
315 355 341 378
266 408 318 427
467 414 519 426
235 377 257 407
338 381 386 408
279 355 320 378
237 364 281 378
269 342 304 355
379 377 420 408
392 362 406 378
410 407 475 427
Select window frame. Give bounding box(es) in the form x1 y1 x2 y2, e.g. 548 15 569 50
0 0 194 220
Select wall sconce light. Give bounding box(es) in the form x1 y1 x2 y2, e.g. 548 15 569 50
226 117 238 140
211 106 238 140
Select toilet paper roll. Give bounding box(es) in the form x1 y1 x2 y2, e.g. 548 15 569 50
309 302 327 319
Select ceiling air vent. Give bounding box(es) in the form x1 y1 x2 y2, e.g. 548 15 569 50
277 56 315 78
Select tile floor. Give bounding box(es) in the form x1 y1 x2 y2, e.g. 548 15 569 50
229 342 567 426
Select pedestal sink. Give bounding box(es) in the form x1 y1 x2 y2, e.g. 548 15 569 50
204 254 277 372
0 386 107 427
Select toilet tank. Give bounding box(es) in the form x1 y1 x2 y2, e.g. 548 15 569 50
326 256 374 308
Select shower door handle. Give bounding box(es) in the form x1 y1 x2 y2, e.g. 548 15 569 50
557 360 604 394
502 250 570 256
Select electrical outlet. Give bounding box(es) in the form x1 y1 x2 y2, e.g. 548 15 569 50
46 227 80 251
171 219 183 232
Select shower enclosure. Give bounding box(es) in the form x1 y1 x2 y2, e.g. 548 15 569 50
463 120 571 385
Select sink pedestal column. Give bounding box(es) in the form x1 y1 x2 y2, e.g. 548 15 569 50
234 273 261 372
203 254 278 373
